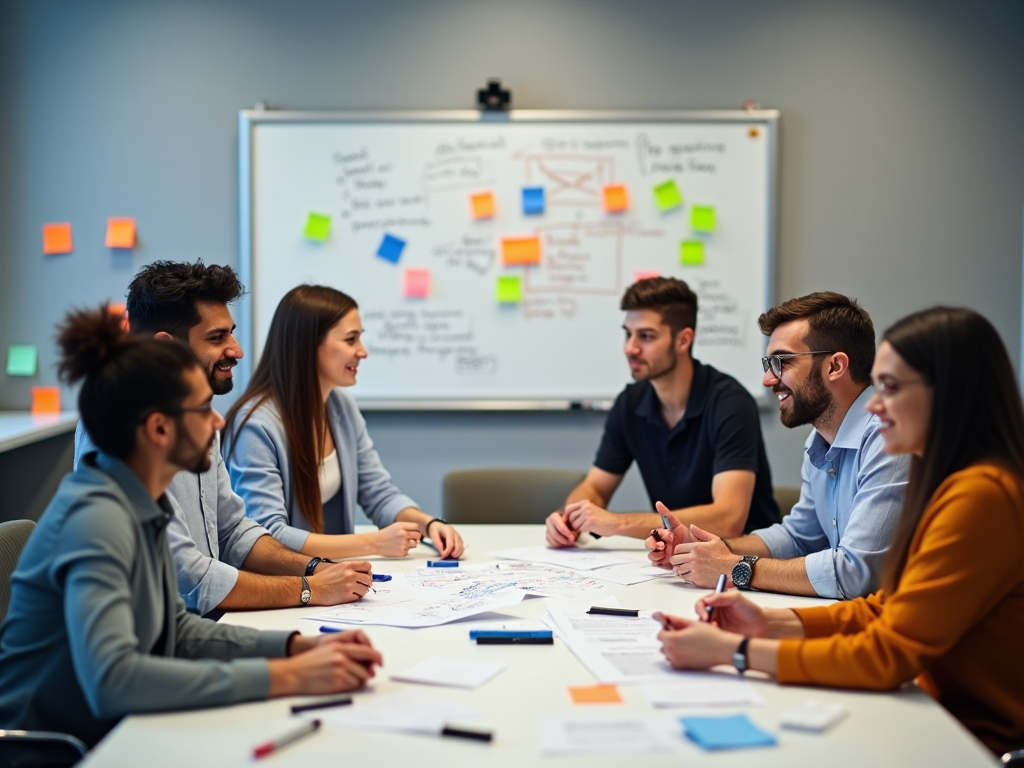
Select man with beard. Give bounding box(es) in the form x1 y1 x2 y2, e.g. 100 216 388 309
651 292 909 598
75 261 372 617
545 277 780 547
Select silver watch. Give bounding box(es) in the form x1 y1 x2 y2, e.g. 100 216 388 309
300 576 312 606
731 555 759 590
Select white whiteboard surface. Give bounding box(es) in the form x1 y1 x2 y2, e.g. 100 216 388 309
240 110 779 408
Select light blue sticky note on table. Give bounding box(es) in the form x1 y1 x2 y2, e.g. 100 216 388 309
522 187 545 215
680 714 777 750
6 345 38 377
377 233 407 264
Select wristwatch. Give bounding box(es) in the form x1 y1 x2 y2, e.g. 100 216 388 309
731 555 759 590
299 576 312 606
424 517 445 537
733 637 751 674
305 557 328 576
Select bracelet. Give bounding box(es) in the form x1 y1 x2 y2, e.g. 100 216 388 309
424 517 444 536
304 557 328 577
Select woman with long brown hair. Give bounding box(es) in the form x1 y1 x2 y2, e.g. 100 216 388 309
223 285 464 563
654 306 1024 756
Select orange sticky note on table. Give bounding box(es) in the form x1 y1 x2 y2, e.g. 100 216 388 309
569 684 623 704
501 236 541 265
42 223 73 255
404 268 430 298
470 191 496 219
603 184 629 213
31 386 61 414
105 218 136 248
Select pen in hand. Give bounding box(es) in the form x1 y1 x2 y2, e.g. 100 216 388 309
705 573 728 623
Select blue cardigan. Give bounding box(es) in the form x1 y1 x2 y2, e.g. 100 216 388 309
223 388 418 551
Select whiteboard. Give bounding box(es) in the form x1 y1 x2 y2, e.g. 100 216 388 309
239 110 779 408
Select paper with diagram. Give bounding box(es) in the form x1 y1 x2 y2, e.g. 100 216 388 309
407 561 612 600
489 546 632 571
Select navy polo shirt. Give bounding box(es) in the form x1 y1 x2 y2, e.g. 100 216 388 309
594 359 779 533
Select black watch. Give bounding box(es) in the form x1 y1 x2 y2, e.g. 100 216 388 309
731 555 759 590
299 576 311 606
733 637 751 674
424 517 445 537
305 557 328 576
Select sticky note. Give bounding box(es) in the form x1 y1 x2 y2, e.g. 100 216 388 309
377 233 406 264
31 387 61 414
404 268 430 298
522 187 545 215
602 184 629 213
471 191 496 219
633 270 660 283
653 180 683 211
109 303 129 331
42 223 73 255
569 684 623 704
690 205 716 233
501 236 541 265
680 714 777 750
496 276 522 303
680 240 705 266
105 218 136 249
303 212 331 241
6 345 38 377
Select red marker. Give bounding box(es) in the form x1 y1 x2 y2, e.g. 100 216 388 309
253 719 321 759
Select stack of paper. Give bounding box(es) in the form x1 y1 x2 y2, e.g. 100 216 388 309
539 712 678 755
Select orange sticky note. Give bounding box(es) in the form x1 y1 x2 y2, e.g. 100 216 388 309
31 386 61 414
602 184 629 213
108 303 129 331
404 268 430 298
42 223 73 255
501 236 541 265
569 684 623 704
105 218 136 249
470 191 496 219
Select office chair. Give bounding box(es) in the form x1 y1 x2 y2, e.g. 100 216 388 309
772 486 801 519
0 520 87 768
442 468 587 524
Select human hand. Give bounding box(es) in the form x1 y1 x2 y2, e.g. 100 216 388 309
307 561 372 605
694 590 770 637
373 522 422 557
564 500 618 537
428 521 464 559
645 501 691 569
655 613 740 671
270 633 383 696
669 525 740 587
545 510 577 548
287 628 374 655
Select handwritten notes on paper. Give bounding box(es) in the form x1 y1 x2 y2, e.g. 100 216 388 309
501 236 541 265
6 345 38 377
105 218 136 249
42 223 73 255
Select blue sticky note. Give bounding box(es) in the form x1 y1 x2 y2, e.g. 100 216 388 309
680 714 777 750
522 187 545 215
377 233 406 264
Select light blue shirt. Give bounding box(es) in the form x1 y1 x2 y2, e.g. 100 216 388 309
754 387 909 598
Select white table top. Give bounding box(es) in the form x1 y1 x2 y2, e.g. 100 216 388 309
81 525 995 768
0 411 78 453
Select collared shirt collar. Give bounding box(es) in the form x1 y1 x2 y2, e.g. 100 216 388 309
634 358 710 433
806 386 875 465
92 451 175 525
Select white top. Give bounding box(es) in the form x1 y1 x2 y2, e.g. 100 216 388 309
319 449 340 503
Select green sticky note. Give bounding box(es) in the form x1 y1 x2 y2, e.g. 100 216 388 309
690 205 716 233
303 212 331 241
680 241 705 266
496 276 522 303
653 180 683 211
6 344 38 376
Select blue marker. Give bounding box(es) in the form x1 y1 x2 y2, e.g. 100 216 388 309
469 630 553 640
320 625 343 633
427 560 458 567
372 574 392 582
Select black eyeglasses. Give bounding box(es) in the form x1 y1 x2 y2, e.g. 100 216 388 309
761 351 835 378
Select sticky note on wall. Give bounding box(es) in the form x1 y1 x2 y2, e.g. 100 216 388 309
42 223 73 255
633 269 660 283
470 191 496 219
522 187 545 215
377 233 406 264
404 268 430 298
109 303 129 331
105 218 137 248
496 276 522 303
690 205 716 233
602 184 629 213
501 236 541 265
680 241 705 266
653 180 683 211
6 345 38 376
303 212 331 241
31 387 61 414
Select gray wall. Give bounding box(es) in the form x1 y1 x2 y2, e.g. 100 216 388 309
2 0 1022 517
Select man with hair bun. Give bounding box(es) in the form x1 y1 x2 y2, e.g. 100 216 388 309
0 307 383 752
546 277 780 547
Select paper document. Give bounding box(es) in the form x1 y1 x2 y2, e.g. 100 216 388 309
642 678 765 708
584 562 671 586
408 561 611 600
299 691 481 735
392 657 507 690
489 546 631 571
539 712 678 755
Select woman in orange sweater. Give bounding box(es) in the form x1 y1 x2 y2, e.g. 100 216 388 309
655 306 1024 755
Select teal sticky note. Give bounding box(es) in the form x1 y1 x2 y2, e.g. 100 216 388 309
680 240 705 266
653 180 683 211
6 345 38 377
690 205 716 233
303 212 331 241
496 276 522 303
680 715 777 750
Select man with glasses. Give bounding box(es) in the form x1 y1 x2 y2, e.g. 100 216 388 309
649 291 909 598
75 261 372 616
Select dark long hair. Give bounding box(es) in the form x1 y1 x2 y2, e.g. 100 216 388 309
224 285 358 533
879 307 1024 592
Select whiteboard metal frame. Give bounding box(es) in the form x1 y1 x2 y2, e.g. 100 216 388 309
239 109 781 411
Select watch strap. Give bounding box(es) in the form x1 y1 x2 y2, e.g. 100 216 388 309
305 557 326 577
424 517 444 536
300 576 311 606
733 637 751 673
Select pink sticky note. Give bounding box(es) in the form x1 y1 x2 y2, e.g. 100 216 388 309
404 268 430 298
633 270 660 283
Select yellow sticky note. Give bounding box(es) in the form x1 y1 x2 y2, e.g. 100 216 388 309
42 223 73 255
501 236 541 265
31 386 61 414
569 684 623 704
653 180 683 211
404 268 430 298
690 205 716 233
105 218 136 249
602 184 629 213
470 191 496 219
303 212 331 241
496 276 522 303
680 240 705 266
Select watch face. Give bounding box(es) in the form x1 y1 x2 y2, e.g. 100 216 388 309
301 589 311 604
732 561 752 588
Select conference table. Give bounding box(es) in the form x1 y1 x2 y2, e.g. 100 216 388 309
81 525 996 767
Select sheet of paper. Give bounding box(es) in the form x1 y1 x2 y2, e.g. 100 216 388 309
642 678 765 708
6 345 38 376
584 561 667 586
42 222 73 255
653 179 683 211
680 240 705 266
392 656 506 690
31 387 61 414
602 183 629 212
779 700 847 732
403 268 430 298
568 684 622 704
690 205 716 233
633 269 660 282
496 275 522 303
489 546 631 571
300 691 482 735
376 233 406 263
470 191 495 219
105 218 136 248
522 186 545 215
501 236 541 265
539 712 678 755
303 212 331 241
680 714 776 750
408 561 611 600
